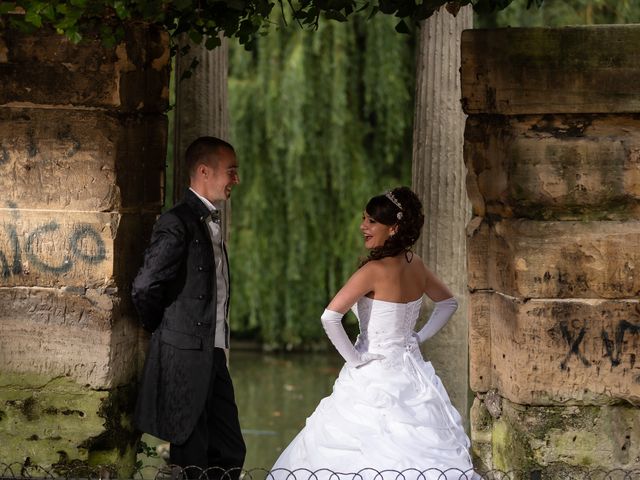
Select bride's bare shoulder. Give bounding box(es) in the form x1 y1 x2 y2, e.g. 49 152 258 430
358 258 387 273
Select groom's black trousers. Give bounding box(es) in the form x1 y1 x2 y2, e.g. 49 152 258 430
170 348 246 480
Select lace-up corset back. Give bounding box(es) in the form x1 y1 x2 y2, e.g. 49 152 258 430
351 296 423 356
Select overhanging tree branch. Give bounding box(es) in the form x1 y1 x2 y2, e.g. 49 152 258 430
0 0 544 50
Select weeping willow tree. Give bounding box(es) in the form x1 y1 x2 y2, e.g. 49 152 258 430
476 0 640 26
228 14 415 349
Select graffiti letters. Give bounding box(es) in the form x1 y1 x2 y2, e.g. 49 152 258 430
1 203 106 277
559 321 591 370
601 320 640 367
558 316 640 371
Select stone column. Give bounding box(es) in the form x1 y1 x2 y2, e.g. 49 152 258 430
0 25 170 474
462 26 640 475
412 6 473 426
172 37 230 229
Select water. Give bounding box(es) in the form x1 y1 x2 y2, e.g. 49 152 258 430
139 350 343 472
233 350 343 470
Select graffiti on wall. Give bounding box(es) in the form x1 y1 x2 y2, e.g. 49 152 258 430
0 202 107 277
557 312 640 373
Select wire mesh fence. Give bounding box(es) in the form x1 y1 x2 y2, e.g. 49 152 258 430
1 464 640 480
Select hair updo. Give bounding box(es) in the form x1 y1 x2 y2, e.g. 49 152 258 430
362 186 425 265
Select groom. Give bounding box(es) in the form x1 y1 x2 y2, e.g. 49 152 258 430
132 137 245 478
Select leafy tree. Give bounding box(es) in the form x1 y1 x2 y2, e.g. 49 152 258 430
476 0 640 27
0 0 542 50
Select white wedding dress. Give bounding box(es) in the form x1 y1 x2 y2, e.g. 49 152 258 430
270 296 478 480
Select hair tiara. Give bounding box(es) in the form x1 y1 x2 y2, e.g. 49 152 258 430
385 191 403 220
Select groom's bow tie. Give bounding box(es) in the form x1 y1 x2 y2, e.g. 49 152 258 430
201 209 221 224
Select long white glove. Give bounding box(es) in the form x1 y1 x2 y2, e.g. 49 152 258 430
321 309 384 367
414 297 458 343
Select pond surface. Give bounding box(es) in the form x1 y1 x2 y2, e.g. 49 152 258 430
233 350 343 470
139 350 343 472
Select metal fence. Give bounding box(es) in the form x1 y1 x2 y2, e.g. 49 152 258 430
1 464 639 480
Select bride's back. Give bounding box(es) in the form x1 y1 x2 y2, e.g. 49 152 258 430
367 253 428 303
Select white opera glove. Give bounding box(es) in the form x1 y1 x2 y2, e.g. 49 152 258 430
414 297 458 343
321 309 385 367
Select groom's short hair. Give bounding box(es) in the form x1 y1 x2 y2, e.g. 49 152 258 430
185 136 235 178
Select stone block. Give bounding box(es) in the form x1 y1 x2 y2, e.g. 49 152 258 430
467 218 640 299
0 372 137 475
468 290 491 393
0 287 140 388
0 107 166 211
465 115 640 220
0 25 170 112
469 292 640 405
0 209 156 289
113 212 158 300
461 25 640 114
470 396 640 476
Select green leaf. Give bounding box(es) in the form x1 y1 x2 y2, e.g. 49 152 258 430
395 19 410 33
378 0 396 14
66 28 82 43
113 0 129 19
205 35 221 50
70 0 87 7
100 30 117 48
24 10 43 28
189 30 203 44
293 9 308 19
41 4 56 20
324 10 347 21
355 1 369 13
103 37 117 48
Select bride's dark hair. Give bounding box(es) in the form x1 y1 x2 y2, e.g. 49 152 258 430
361 186 425 265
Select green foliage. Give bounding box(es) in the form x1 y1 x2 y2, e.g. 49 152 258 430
1 0 538 51
475 0 640 27
0 0 276 49
227 12 414 349
136 439 158 459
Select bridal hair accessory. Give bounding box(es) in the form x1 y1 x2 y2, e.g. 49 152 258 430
385 191 403 220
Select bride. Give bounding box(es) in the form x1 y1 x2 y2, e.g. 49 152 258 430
270 187 477 480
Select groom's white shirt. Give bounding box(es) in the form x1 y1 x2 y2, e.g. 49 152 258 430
190 187 230 349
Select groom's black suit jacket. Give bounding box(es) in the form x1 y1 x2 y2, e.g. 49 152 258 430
132 189 227 444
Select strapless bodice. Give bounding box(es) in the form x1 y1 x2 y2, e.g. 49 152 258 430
350 296 423 357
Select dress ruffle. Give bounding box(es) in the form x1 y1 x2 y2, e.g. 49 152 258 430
272 355 475 479
271 297 478 480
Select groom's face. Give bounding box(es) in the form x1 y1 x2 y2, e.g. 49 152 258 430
202 148 240 202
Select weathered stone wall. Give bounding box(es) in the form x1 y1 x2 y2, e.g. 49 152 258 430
462 26 640 476
0 25 169 474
